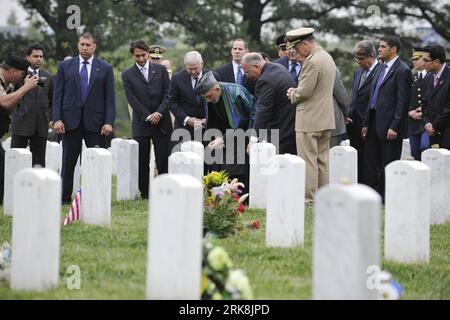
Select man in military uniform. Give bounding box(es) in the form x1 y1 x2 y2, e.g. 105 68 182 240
0 53 38 203
408 47 429 160
148 45 165 64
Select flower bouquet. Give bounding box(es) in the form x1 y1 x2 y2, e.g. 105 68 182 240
203 171 250 238
201 241 253 300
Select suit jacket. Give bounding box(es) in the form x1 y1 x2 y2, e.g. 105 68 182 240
121 63 172 137
408 71 428 135
274 56 300 85
253 62 296 146
168 69 218 130
12 69 53 137
363 57 412 140
331 69 349 137
423 65 450 137
215 62 255 94
347 63 381 137
53 56 116 132
291 46 336 132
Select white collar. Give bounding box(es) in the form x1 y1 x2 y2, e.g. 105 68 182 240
383 55 398 70
136 60 149 70
79 55 94 64
367 60 378 73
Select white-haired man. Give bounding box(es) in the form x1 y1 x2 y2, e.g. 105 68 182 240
168 51 220 141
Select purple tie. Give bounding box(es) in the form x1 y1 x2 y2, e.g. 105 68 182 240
434 75 439 87
369 64 387 110
80 60 89 105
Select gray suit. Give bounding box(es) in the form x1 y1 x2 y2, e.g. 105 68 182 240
11 68 53 166
330 69 349 147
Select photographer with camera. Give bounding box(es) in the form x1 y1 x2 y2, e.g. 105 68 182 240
0 52 38 204
11 43 53 168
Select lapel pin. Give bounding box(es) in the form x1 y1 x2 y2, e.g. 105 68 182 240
152 71 155 74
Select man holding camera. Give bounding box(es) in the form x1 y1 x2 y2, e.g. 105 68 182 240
11 43 53 167
0 53 39 203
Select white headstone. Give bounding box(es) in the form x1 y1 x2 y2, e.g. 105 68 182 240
266 154 305 247
400 139 412 160
2 137 11 152
72 140 87 196
329 146 358 184
385 160 430 263
149 142 157 181
110 138 123 176
45 141 62 174
81 148 112 226
421 148 450 224
10 168 61 291
313 184 381 300
146 174 203 299
116 139 139 200
168 151 203 181
249 142 276 209
4 149 32 216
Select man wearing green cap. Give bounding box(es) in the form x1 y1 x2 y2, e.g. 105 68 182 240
286 27 336 204
0 53 39 204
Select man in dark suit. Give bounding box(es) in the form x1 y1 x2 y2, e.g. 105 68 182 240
241 52 296 155
121 40 172 199
347 40 380 183
168 51 219 146
53 32 116 204
408 47 429 160
274 45 302 84
215 39 256 94
422 45 450 150
11 43 53 167
362 36 412 198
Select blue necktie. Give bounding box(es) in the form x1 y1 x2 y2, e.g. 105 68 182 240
369 64 387 109
236 65 243 85
290 62 298 81
80 60 89 105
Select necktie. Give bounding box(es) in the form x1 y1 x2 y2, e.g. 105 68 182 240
290 62 298 81
236 65 243 85
369 64 387 109
80 60 89 105
418 72 423 80
194 78 202 105
141 67 148 82
434 75 439 87
358 70 368 89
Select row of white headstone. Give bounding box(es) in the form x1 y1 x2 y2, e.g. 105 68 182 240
5 140 450 299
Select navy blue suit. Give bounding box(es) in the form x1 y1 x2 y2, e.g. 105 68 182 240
363 57 412 198
53 56 116 202
274 56 300 85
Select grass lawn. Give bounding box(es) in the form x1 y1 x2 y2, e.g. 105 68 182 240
0 178 449 299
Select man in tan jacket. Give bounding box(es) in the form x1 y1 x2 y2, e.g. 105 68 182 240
286 28 336 204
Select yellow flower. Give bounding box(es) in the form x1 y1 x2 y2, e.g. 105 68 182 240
207 246 233 271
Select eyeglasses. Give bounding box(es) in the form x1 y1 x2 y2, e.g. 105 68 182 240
354 56 368 61
422 58 434 62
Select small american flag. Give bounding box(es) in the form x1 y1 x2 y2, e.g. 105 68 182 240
63 188 82 226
